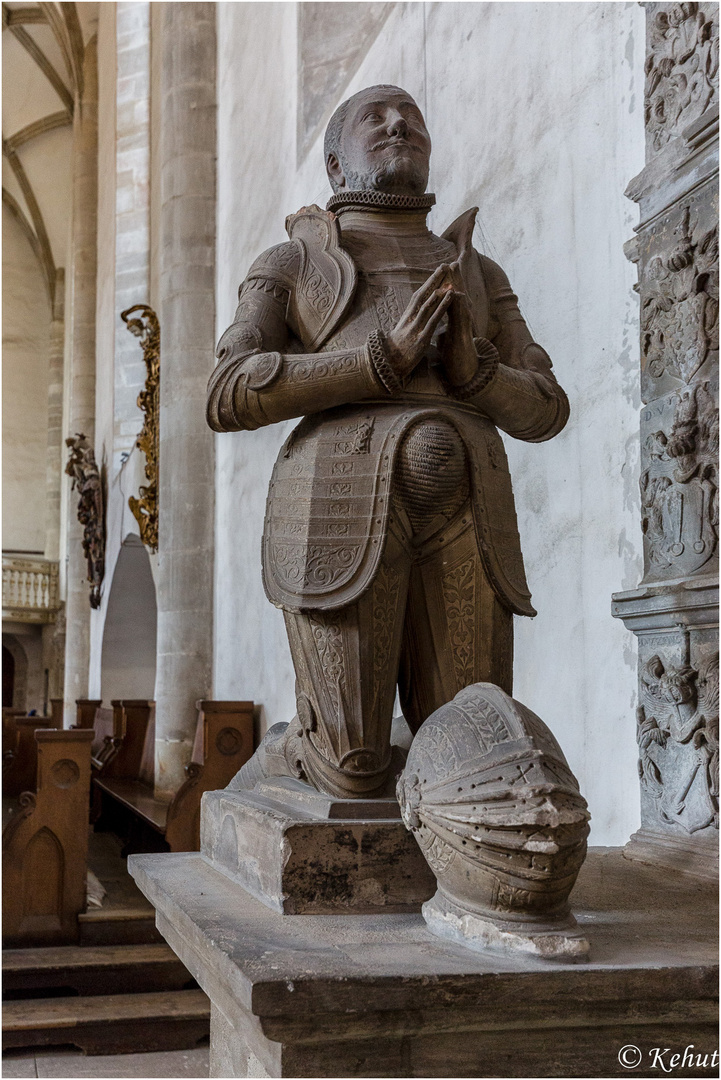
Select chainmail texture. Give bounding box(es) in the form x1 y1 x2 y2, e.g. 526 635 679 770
394 419 469 532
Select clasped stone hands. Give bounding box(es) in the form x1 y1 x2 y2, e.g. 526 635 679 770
384 262 480 388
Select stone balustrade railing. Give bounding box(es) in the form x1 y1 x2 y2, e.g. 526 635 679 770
2 555 60 623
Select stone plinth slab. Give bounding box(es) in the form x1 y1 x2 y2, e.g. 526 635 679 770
129 848 718 1078
200 779 435 914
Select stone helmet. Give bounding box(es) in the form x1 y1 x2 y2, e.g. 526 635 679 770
396 683 590 926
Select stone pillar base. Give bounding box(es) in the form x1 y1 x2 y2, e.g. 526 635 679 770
128 848 718 1079
200 778 435 914
624 827 719 883
422 891 590 961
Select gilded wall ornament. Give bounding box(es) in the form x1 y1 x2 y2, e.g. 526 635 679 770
122 304 160 552
65 433 105 609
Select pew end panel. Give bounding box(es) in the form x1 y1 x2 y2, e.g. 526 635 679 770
4 718 53 797
73 699 103 730
164 700 255 852
2 729 94 947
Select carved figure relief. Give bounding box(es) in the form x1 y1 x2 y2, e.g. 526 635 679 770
640 378 718 576
65 434 105 609
641 207 718 389
122 305 160 552
645 2 719 154
636 635 719 833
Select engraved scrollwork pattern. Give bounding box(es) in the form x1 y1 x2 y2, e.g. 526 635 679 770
284 351 360 383
271 542 360 592
371 562 401 707
308 613 346 724
441 557 476 688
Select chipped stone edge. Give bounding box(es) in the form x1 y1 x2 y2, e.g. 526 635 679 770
422 892 590 962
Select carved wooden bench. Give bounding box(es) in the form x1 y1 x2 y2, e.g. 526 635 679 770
94 700 254 852
73 698 103 730
3 728 94 946
4 716 60 797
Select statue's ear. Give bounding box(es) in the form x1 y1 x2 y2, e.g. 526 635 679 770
326 153 344 191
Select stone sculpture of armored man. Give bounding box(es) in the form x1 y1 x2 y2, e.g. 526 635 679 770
208 85 569 800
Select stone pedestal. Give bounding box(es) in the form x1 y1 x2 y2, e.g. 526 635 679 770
200 778 435 914
129 847 718 1078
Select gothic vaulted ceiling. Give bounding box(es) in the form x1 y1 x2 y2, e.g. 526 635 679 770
2 1 97 304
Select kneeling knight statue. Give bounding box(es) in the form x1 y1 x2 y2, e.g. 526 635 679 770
207 85 570 802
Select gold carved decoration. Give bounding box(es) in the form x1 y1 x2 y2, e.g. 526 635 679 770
122 304 160 552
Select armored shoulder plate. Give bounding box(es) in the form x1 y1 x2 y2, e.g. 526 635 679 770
442 207 490 340
285 205 358 350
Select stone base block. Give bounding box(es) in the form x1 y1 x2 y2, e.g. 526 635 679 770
129 847 719 1078
624 826 719 882
422 891 590 961
200 778 435 914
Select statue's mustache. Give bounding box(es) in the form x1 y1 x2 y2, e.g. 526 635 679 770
370 137 421 153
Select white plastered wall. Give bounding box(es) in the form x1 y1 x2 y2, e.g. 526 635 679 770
88 2 159 701
2 208 51 554
214 1 645 844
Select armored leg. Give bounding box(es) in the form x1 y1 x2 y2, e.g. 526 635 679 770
398 510 514 735
281 417 513 797
284 522 412 798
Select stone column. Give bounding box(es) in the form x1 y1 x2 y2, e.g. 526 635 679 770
45 269 65 563
42 268 67 708
612 3 718 879
63 37 99 727
154 3 216 800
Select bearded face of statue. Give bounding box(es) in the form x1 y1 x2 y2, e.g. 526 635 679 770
327 87 431 196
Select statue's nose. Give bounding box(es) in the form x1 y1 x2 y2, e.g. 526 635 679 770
387 114 409 138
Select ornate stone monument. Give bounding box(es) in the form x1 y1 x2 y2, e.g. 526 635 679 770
613 2 719 879
208 84 569 803
130 79 718 1079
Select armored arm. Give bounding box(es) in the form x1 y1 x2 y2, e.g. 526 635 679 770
207 243 387 433
467 256 569 442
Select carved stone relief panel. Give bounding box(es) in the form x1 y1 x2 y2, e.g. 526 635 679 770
615 0 719 876
639 376 718 581
638 182 719 403
644 2 719 156
636 627 718 838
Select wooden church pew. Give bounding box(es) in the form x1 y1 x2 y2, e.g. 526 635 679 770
3 728 94 946
4 717 54 797
73 698 103 730
94 700 254 852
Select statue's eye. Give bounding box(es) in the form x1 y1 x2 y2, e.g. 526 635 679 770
362 112 381 123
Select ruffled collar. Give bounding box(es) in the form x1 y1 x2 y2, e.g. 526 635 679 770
327 190 436 215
